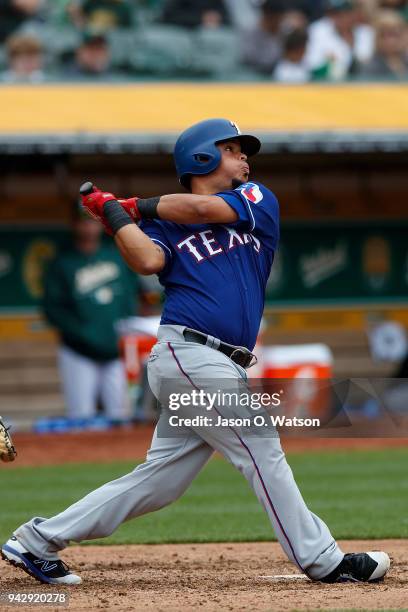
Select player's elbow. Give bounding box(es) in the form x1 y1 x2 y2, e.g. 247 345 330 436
128 249 165 276
131 259 164 276
194 197 218 223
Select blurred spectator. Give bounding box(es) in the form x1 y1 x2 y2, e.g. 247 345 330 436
379 0 408 19
160 0 230 29
280 7 309 31
300 0 326 20
273 27 310 82
380 0 406 8
223 0 259 30
241 0 287 74
356 10 408 78
354 0 380 24
305 0 375 80
78 0 133 31
0 0 405 82
0 0 45 43
62 32 114 79
43 208 140 421
48 0 85 28
353 0 378 55
1 32 46 82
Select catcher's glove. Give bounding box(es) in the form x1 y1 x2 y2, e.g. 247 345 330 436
0 417 17 463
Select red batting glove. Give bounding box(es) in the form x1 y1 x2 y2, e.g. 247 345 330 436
118 197 142 223
80 187 117 220
80 186 117 236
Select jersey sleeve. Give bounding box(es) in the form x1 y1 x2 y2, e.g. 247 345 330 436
139 219 173 272
216 182 280 251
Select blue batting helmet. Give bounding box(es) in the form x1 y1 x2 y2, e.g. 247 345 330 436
174 118 261 189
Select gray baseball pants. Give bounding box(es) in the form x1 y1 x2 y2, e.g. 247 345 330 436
15 325 343 579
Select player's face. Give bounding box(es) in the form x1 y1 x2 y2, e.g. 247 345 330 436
215 140 250 189
73 218 102 254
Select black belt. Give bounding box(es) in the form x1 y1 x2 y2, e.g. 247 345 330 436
183 328 257 369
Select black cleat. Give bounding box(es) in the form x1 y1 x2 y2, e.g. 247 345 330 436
1 536 81 585
321 551 390 583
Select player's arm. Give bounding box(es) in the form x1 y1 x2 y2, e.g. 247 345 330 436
80 181 237 225
156 194 238 224
120 192 237 224
79 185 165 275
114 224 166 276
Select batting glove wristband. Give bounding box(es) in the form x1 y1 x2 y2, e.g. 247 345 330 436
118 198 142 222
119 197 161 221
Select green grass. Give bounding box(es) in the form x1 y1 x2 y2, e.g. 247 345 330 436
1 448 407 545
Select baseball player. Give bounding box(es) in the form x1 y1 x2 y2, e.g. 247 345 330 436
2 119 390 585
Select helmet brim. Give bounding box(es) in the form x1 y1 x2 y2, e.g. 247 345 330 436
216 134 261 157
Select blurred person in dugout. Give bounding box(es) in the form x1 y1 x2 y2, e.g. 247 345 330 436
42 204 140 421
356 9 408 78
1 32 45 82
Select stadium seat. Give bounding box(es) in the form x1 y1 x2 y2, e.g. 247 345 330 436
130 25 194 76
107 28 138 69
18 23 81 59
192 27 240 78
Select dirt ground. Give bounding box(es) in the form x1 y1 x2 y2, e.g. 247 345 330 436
0 540 407 611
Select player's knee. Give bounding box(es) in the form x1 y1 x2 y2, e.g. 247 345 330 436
128 465 185 509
